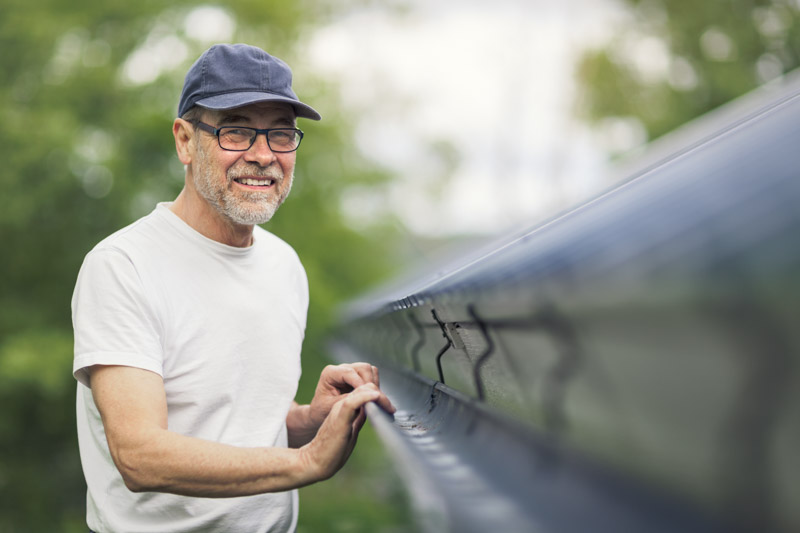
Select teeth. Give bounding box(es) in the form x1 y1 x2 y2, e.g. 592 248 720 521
237 178 273 186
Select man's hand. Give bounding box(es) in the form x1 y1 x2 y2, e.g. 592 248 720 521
309 363 395 426
299 383 382 481
286 363 395 447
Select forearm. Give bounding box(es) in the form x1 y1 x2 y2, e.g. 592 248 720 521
91 365 385 497
112 427 317 497
286 401 319 448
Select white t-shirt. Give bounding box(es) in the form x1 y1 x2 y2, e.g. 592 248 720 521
72 203 308 533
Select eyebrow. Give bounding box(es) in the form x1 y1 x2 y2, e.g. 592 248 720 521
216 113 296 128
217 113 250 124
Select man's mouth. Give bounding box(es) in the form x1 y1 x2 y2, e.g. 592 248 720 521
233 177 275 188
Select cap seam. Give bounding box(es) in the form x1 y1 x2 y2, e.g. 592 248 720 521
200 49 210 96
198 88 293 97
261 50 269 90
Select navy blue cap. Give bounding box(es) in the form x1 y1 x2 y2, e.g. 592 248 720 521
177 44 321 121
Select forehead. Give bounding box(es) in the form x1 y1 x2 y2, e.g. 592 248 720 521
204 102 296 124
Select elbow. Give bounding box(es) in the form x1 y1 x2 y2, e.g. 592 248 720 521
120 469 148 493
117 457 149 493
112 446 159 493
122 475 147 493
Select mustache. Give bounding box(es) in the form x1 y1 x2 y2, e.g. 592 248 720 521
227 164 283 181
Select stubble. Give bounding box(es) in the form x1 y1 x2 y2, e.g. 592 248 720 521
192 141 294 226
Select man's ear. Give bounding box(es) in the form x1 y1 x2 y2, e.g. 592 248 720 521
173 118 195 165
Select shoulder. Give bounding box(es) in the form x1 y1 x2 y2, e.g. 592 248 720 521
254 226 304 266
90 209 164 257
75 208 175 289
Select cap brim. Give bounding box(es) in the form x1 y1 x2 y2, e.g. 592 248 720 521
195 92 321 121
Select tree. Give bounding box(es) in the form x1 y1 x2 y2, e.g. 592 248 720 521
577 0 800 144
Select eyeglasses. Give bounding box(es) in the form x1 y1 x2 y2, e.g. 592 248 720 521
195 121 304 153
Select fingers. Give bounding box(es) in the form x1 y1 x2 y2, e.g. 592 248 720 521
356 407 367 428
373 387 395 414
322 364 365 392
324 363 379 391
349 363 379 388
347 409 366 457
342 383 382 412
318 364 396 416
309 364 380 428
345 365 395 414
341 384 384 417
303 384 389 481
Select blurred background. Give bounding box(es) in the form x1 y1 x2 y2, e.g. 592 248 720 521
1 0 799 531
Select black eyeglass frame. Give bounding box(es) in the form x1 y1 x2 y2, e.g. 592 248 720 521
194 121 304 153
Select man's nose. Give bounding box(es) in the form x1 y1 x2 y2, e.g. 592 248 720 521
244 132 277 166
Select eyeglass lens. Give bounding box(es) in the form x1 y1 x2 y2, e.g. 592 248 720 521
218 127 300 152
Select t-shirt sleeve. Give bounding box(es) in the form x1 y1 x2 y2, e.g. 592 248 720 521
72 248 163 387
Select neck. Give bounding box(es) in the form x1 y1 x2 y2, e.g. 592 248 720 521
170 188 254 248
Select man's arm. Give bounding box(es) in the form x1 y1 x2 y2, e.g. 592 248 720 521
286 363 395 448
90 364 382 497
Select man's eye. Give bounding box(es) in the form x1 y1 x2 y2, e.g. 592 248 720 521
221 128 253 142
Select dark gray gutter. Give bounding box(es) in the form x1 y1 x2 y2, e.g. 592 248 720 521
332 75 800 533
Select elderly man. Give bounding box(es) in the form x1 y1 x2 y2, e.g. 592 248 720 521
72 43 394 533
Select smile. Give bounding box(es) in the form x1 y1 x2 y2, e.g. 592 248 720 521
234 178 275 187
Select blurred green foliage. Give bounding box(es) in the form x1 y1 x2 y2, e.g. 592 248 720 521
0 0 410 531
577 0 800 142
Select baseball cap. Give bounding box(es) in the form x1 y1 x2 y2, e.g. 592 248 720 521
177 43 321 121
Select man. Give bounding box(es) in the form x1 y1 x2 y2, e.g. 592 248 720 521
72 43 394 533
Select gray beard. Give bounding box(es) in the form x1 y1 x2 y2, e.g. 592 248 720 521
192 144 293 225
216 177 292 225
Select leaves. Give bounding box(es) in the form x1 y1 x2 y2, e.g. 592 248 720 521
577 0 800 144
